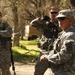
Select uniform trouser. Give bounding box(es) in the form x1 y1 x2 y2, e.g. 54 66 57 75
0 47 11 75
0 68 11 75
34 53 50 75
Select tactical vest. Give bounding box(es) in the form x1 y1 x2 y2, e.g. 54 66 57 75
43 22 59 38
0 22 11 47
38 22 60 50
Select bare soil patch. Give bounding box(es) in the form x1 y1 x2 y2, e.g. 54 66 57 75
10 62 50 75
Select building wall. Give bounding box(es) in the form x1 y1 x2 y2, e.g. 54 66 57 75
25 25 38 37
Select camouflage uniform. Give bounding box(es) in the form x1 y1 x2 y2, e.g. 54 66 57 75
30 17 60 75
0 21 12 75
45 26 75 75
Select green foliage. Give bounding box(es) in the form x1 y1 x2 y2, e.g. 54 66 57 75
20 38 38 45
12 39 40 64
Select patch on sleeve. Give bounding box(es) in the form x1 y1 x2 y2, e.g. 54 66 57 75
63 40 74 53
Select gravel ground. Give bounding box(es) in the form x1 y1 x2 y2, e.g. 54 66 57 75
10 62 50 75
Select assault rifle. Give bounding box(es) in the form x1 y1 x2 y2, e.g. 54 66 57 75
32 38 55 63
31 15 59 62
10 43 16 75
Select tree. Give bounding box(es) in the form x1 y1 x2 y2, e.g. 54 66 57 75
70 0 75 7
10 0 20 46
1 0 75 46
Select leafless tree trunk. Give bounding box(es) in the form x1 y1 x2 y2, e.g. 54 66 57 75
12 6 20 46
11 0 20 46
19 16 25 40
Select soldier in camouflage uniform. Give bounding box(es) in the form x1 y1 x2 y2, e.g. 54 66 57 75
0 12 12 75
40 9 75 75
30 7 61 75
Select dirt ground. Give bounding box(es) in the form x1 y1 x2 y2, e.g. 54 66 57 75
10 62 50 75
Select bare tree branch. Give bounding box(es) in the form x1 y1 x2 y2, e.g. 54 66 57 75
25 8 36 19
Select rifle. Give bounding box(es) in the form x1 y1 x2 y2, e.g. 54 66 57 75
31 16 59 62
10 43 16 75
32 52 43 63
32 57 38 62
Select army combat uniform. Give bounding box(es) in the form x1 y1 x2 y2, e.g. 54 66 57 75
44 26 75 75
0 22 12 75
30 17 60 75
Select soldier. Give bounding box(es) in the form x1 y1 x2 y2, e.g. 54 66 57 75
30 6 61 75
49 6 61 32
0 12 12 75
40 9 75 75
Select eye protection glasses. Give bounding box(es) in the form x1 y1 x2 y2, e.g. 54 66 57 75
57 17 70 21
50 12 58 14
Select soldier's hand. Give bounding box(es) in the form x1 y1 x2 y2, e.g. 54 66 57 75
40 55 46 62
